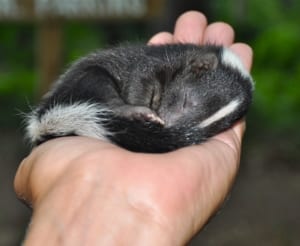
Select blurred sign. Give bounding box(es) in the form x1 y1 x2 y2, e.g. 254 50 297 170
0 0 164 20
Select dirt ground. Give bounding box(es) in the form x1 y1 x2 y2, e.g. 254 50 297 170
1 127 299 245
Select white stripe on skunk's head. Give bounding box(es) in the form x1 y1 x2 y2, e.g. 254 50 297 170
26 102 112 145
221 48 254 87
198 98 241 128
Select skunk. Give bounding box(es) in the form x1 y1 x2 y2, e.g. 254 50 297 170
26 44 254 153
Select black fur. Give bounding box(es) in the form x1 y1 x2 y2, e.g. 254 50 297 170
27 44 253 153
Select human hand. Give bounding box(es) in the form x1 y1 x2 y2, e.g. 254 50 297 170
15 11 252 246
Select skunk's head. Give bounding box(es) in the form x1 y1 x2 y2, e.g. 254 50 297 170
157 46 254 128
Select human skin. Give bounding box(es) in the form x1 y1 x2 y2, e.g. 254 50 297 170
14 11 253 246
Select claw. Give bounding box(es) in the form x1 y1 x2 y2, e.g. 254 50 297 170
146 113 165 125
115 105 165 125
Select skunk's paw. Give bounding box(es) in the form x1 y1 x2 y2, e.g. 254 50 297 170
115 105 165 125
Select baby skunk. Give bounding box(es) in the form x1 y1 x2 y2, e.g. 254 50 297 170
26 44 254 153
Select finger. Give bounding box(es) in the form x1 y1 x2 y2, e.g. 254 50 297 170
14 157 33 206
232 120 246 144
148 32 174 45
173 11 208 44
211 120 246 154
203 22 235 46
230 43 253 71
14 137 88 206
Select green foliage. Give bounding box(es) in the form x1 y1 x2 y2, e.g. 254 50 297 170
0 24 35 70
63 22 148 65
0 24 36 103
213 0 300 28
64 23 106 64
253 22 300 127
0 70 35 95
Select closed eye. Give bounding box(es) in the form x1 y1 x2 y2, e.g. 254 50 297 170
183 92 188 109
150 83 161 110
183 92 199 109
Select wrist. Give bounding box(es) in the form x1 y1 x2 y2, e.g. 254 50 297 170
23 192 183 246
21 164 184 246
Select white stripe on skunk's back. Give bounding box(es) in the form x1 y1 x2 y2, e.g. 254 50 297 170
26 102 111 143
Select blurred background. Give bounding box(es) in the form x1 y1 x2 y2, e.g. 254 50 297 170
0 0 299 245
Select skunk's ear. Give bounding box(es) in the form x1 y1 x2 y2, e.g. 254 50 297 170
188 53 218 74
